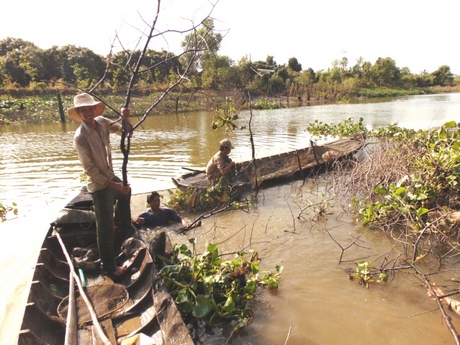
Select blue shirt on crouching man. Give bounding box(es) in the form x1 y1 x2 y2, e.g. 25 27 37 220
137 208 182 228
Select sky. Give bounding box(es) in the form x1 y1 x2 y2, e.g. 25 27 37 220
2 0 459 75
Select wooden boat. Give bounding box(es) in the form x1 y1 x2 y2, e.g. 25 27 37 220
172 133 365 192
17 191 194 345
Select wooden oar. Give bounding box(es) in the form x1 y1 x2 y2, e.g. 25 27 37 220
64 269 77 345
53 228 112 345
181 167 205 173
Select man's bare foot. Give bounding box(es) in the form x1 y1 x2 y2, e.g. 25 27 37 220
113 265 127 277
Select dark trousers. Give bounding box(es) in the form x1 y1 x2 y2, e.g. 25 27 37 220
91 176 131 273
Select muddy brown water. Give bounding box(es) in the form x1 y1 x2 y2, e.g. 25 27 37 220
1 93 460 344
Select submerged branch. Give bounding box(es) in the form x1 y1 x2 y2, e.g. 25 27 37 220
414 266 460 345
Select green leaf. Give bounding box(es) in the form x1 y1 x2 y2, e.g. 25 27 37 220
374 185 388 196
250 262 260 274
176 289 191 303
444 121 457 128
192 294 213 318
159 264 180 275
268 280 279 289
395 187 406 196
179 244 192 257
439 127 447 139
358 260 370 267
176 289 194 313
207 243 218 254
414 253 427 263
223 295 235 313
243 280 257 294
452 141 460 150
417 207 429 216
378 272 389 282
202 275 214 284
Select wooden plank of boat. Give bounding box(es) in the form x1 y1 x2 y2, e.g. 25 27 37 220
151 269 195 345
18 281 66 344
172 134 365 192
17 203 194 345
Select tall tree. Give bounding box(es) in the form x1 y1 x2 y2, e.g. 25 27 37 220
58 45 105 87
265 55 276 68
350 56 366 79
431 65 454 86
235 56 255 89
370 57 400 87
0 38 43 86
296 67 316 86
201 54 235 90
288 57 302 72
180 18 223 73
43 46 64 84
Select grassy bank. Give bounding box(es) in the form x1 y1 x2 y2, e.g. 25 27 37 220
0 89 241 124
1 85 459 124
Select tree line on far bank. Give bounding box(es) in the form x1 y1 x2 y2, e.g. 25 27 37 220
0 19 458 102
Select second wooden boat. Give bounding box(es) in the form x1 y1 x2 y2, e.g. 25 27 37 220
172 134 365 192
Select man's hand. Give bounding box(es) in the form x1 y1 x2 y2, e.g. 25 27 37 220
121 107 130 118
120 107 133 132
182 218 190 227
106 179 131 194
119 184 131 195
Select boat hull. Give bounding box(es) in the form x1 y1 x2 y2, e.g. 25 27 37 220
17 200 194 345
173 134 365 192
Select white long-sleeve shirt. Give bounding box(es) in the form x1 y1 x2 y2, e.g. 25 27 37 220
73 116 122 193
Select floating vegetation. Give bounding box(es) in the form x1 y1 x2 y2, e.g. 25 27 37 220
357 87 424 98
0 201 17 221
306 117 368 138
306 116 412 139
168 176 233 212
159 240 282 331
250 99 284 110
349 261 389 289
0 95 65 123
353 121 460 233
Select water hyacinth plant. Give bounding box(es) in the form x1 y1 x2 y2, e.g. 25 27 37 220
159 240 282 330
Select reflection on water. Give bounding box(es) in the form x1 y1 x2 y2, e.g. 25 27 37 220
1 93 460 344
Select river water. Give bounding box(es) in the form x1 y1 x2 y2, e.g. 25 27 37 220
1 93 460 344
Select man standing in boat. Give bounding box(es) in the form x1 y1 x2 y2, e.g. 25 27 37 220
69 93 132 278
206 139 236 182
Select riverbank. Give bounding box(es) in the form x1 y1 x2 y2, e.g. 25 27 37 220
1 85 460 124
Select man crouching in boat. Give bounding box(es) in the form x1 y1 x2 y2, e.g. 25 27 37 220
206 139 236 182
69 93 132 278
135 191 189 228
